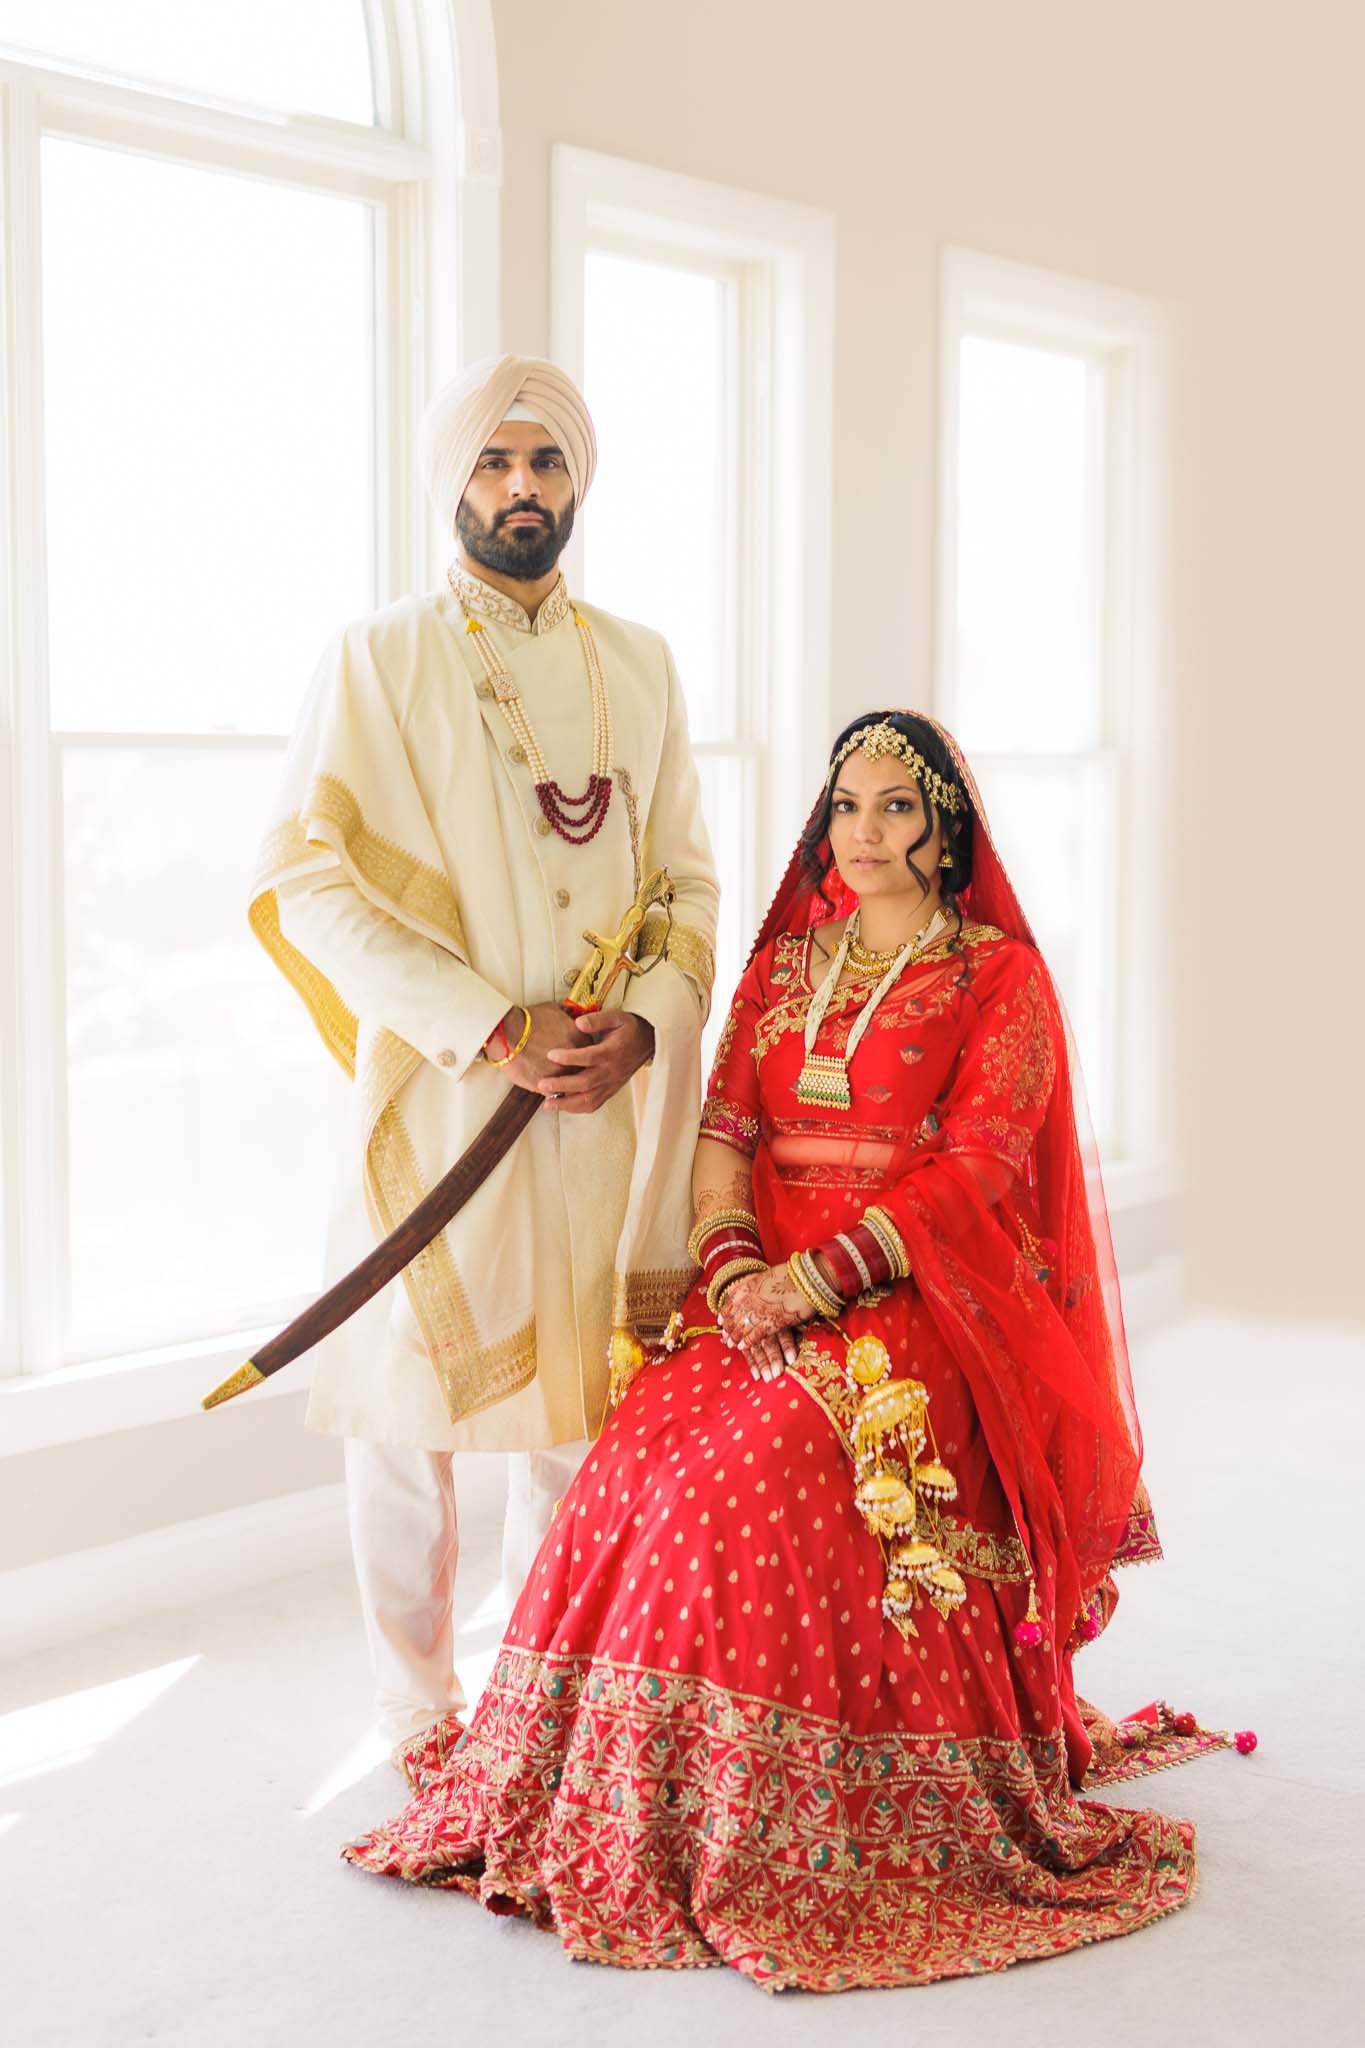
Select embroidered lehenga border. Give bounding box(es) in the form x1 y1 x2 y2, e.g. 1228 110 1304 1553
346 1647 1199 1993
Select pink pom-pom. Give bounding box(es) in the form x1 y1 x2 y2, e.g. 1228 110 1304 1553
1080 1614 1101 1641
1235 1729 1258 1755
1013 1620 1044 1648
1173 1712 1197 1737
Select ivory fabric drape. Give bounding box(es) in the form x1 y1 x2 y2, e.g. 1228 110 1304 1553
251 571 718 1451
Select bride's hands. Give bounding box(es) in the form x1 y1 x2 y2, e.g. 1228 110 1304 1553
719 1262 815 1382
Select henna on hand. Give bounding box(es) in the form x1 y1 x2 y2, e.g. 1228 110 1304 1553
746 1325 799 1382
719 1263 814 1346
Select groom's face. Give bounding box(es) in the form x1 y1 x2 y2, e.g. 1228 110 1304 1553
457 419 576 581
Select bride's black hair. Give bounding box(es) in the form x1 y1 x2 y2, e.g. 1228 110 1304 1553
798 711 976 928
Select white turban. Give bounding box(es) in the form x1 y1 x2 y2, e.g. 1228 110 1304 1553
418 353 597 537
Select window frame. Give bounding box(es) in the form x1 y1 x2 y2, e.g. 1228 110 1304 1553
0 2 501 1430
551 144 836 1015
935 244 1172 1203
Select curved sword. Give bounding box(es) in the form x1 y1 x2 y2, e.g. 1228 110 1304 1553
203 868 675 1410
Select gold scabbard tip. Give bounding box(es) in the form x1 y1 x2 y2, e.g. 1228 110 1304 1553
202 1360 265 1411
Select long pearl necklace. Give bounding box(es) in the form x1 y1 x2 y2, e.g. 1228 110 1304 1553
456 583 614 845
795 904 951 1111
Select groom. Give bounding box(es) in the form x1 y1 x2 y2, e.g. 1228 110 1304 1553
251 354 718 1745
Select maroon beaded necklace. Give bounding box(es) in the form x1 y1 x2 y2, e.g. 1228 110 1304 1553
458 589 614 847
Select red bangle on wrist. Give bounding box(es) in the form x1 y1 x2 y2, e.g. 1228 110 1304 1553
702 1231 762 1288
814 1238 859 1300
810 1224 894 1302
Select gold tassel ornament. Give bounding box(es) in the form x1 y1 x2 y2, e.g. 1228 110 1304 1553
606 1328 646 1409
831 1326 964 1640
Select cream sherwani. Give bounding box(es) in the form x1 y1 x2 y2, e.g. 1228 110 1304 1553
255 564 717 1740
259 564 718 1451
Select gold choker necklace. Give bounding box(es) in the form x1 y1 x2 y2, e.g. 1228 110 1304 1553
846 909 948 977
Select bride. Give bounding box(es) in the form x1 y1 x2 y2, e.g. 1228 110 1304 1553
343 710 1251 1991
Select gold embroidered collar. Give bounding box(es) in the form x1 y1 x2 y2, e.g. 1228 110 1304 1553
447 563 573 637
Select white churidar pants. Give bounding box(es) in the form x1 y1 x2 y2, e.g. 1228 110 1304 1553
344 1436 590 1747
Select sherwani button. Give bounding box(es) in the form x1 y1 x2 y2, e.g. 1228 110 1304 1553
555 888 571 908
509 742 527 763
475 680 494 700
535 816 552 837
563 968 577 987
437 1049 457 1068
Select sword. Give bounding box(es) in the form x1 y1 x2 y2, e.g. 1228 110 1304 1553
202 868 676 1410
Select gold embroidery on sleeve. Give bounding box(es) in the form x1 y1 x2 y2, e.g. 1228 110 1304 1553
637 914 716 1001
254 772 468 954
612 1267 694 1338
979 972 1056 1113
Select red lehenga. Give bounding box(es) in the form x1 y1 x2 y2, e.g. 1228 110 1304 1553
343 726 1246 1991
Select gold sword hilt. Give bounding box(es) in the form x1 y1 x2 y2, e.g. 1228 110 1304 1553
565 868 676 1014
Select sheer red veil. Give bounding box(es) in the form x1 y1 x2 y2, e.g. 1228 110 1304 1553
747 712 1143 1640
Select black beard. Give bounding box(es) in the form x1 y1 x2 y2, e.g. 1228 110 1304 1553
456 496 575 582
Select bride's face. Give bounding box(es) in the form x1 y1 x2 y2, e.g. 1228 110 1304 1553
827 746 945 905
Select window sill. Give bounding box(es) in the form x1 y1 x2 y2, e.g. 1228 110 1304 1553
0 1327 312 1456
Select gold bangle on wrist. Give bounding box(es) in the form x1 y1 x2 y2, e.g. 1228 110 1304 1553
787 1249 842 1320
706 1256 767 1318
862 1204 911 1281
485 1004 532 1068
687 1208 759 1264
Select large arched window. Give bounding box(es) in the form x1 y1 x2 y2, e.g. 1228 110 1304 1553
0 3 499 1394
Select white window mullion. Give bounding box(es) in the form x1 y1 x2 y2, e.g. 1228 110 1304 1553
1 78 67 1374
735 253 774 936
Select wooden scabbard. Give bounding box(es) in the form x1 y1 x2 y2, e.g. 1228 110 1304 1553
203 1086 542 1408
203 866 677 1412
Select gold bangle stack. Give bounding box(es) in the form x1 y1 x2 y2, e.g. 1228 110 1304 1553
862 1204 911 1281
687 1207 759 1266
787 1248 843 1320
484 1004 532 1068
706 1256 767 1317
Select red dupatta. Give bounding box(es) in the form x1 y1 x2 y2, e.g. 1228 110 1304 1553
749 716 1142 1639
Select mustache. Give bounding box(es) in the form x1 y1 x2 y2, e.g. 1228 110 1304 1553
495 501 551 529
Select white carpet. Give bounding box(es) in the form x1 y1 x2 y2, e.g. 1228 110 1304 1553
1 1314 1360 2045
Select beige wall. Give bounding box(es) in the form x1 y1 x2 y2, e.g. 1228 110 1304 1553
495 0 1365 1322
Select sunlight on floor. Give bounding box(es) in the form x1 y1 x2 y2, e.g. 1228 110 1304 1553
297 1724 392 1817
0 1656 199 1792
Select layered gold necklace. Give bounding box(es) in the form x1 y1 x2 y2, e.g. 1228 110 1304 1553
795 903 951 1110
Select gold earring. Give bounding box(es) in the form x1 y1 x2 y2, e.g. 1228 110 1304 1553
939 846 954 869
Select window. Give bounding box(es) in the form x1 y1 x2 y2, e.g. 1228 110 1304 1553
553 146 835 1052
937 248 1169 1170
0 1 376 123
0 5 493 1387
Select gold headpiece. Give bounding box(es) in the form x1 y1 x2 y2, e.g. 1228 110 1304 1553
825 720 963 815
